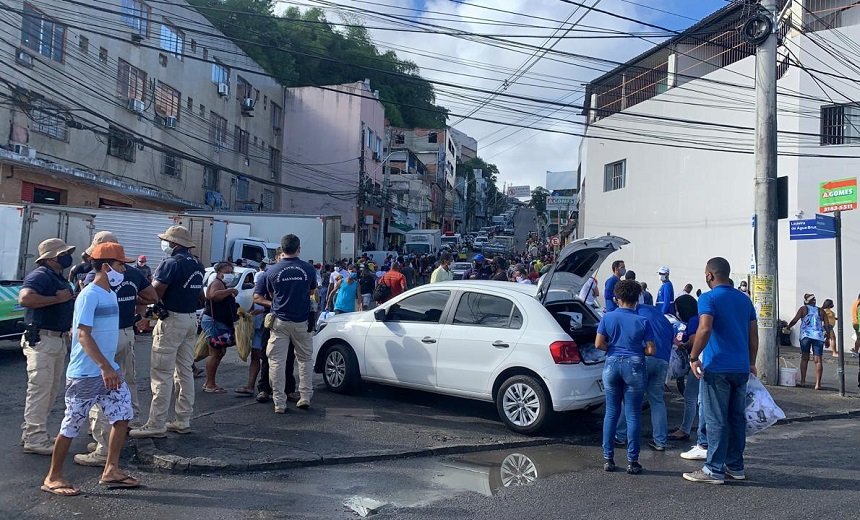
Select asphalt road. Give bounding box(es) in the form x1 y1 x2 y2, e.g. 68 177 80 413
512 207 537 254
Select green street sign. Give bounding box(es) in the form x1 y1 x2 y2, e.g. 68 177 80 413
819 178 857 213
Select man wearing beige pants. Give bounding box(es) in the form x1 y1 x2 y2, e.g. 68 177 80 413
18 239 76 455
254 234 317 413
75 231 157 465
130 226 204 439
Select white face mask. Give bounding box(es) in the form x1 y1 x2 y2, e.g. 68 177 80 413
106 265 124 287
161 240 173 253
221 273 236 285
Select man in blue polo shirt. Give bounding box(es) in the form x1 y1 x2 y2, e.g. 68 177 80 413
684 257 757 485
604 260 626 312
254 234 318 413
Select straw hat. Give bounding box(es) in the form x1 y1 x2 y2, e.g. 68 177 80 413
36 238 75 262
85 230 119 255
90 243 134 263
158 225 195 248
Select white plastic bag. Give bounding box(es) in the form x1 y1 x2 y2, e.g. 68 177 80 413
668 346 690 380
745 374 786 435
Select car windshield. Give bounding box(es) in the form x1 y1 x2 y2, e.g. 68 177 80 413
453 262 472 270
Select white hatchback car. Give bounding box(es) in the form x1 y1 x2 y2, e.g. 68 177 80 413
312 236 629 434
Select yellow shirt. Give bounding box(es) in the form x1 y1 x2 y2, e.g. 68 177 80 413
824 308 837 327
430 266 453 283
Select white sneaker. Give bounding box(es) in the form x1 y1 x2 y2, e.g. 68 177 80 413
74 451 107 467
128 424 167 439
680 445 708 460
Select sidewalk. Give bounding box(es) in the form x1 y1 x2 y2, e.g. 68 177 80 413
129 338 860 474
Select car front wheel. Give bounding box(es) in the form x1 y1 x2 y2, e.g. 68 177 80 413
496 375 551 434
322 343 359 393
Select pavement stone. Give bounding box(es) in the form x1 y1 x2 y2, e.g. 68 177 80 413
127 337 860 474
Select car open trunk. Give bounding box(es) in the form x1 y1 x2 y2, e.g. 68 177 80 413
544 299 605 364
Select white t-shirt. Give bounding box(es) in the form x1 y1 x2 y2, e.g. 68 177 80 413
578 277 598 306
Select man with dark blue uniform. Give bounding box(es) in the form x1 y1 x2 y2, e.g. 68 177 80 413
18 238 75 455
130 226 204 438
254 234 317 413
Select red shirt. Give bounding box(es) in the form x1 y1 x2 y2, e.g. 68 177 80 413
381 271 407 298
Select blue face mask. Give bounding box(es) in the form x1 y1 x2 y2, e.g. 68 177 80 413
57 255 73 269
350 273 358 280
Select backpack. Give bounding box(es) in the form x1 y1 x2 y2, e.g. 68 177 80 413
372 278 391 303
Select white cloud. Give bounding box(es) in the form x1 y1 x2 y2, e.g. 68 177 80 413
304 0 684 189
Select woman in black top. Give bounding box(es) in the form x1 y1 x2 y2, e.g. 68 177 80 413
201 262 238 393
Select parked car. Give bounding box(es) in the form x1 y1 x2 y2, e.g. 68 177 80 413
472 235 489 251
312 235 629 434
481 241 509 256
451 262 472 280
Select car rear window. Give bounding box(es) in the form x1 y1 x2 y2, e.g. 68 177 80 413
452 292 522 329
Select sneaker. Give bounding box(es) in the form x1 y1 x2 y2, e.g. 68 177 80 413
128 424 167 439
255 391 270 403
648 440 667 452
613 438 626 448
87 442 98 453
296 398 310 410
22 440 53 455
274 407 286 414
603 459 616 472
683 469 724 484
166 421 192 435
725 468 746 481
626 461 643 475
287 392 301 403
74 451 107 467
680 445 708 460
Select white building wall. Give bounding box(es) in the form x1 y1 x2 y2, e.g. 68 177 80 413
581 24 860 343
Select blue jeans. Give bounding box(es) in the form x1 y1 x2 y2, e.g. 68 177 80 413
681 371 708 447
701 371 748 478
602 356 646 462
615 357 669 447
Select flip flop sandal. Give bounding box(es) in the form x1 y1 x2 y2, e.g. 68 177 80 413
41 484 81 496
99 476 140 489
203 386 226 394
234 387 254 395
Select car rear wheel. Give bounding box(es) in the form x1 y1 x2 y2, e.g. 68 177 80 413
322 343 359 393
496 375 551 435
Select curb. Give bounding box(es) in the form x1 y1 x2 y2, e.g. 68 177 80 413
131 436 567 475
777 408 860 425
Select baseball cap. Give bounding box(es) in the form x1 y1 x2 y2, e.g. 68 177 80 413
658 266 670 275
138 255 147 262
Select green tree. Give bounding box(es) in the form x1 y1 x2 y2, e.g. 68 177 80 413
529 186 549 214
189 0 447 127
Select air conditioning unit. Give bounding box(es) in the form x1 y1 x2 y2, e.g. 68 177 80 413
217 83 229 97
241 97 255 112
130 33 143 44
127 98 145 114
16 49 34 67
11 143 37 159
162 116 177 129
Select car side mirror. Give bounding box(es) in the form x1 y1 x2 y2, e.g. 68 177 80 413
374 308 387 321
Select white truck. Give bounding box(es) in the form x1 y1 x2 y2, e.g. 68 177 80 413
404 229 442 256
440 233 461 251
183 212 342 266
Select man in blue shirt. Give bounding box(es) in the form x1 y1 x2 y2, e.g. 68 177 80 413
616 303 674 451
684 257 757 485
254 234 318 413
656 265 675 315
603 260 626 312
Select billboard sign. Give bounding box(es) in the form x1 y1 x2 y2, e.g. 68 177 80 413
507 185 531 198
546 196 578 209
819 178 857 213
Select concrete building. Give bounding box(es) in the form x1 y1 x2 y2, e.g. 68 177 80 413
579 1 860 339
388 148 432 233
282 81 385 247
1 0 285 211
450 127 477 161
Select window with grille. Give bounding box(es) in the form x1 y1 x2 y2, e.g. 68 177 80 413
162 151 181 177
269 147 281 180
78 36 88 54
203 166 219 190
154 82 180 118
236 76 252 100
261 189 274 210
271 102 282 133
31 99 67 140
234 126 249 155
236 177 249 201
20 3 65 62
603 160 626 192
117 59 146 101
107 126 135 161
209 112 227 147
159 21 183 59
121 0 150 36
821 104 860 145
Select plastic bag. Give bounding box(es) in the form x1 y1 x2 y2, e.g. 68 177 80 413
668 346 690 380
745 374 786 435
193 331 210 362
234 310 254 362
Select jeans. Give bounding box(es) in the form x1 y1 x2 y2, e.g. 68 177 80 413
602 356 646 462
701 371 748 478
615 357 669 447
681 370 700 434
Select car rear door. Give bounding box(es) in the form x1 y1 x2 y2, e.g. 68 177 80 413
436 291 525 396
364 289 452 388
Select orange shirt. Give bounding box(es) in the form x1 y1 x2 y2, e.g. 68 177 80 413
381 271 407 298
852 299 859 325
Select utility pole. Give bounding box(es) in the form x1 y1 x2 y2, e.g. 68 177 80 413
358 124 367 249
752 0 779 384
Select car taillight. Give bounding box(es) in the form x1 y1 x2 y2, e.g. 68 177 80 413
550 341 582 364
